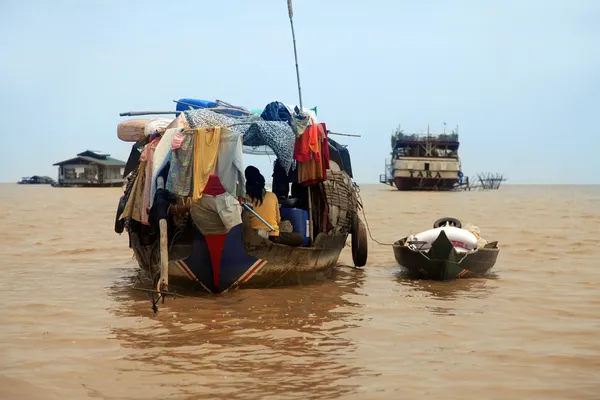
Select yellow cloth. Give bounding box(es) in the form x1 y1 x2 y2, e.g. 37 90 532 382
248 191 280 236
192 127 222 200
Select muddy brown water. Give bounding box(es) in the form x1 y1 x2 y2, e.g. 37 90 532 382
1 184 599 399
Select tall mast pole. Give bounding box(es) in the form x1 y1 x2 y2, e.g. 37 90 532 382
287 0 303 110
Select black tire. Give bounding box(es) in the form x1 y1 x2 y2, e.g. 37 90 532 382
114 196 126 234
351 213 368 267
433 217 462 229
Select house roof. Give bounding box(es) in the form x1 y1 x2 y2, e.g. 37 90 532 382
77 150 111 159
53 151 126 167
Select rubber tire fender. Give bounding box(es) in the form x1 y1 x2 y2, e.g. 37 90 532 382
351 213 368 267
433 217 462 229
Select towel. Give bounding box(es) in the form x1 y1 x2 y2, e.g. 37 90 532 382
149 127 182 208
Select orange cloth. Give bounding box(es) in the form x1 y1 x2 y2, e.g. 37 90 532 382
296 124 329 185
192 127 222 200
293 120 320 162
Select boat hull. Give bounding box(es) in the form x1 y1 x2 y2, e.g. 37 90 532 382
393 177 458 191
393 230 499 280
129 211 347 294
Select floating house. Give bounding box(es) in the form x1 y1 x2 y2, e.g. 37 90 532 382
52 150 126 187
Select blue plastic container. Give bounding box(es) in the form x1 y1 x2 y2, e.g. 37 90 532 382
279 207 310 246
175 98 247 117
175 98 218 112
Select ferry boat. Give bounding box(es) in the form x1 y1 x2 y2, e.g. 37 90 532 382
380 126 466 191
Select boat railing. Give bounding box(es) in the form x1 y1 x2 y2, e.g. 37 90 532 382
394 133 459 142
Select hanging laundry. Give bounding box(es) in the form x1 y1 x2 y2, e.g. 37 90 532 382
149 127 183 208
192 127 222 200
244 120 295 173
172 132 185 149
141 136 161 225
190 174 242 236
290 111 311 137
120 160 147 223
260 101 292 123
215 127 245 198
283 103 319 124
318 122 331 179
296 123 330 186
166 131 194 197
293 120 320 163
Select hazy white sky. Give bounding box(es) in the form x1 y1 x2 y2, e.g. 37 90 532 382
1 0 598 184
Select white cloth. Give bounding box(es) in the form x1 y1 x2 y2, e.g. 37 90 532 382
191 192 242 235
215 127 245 198
283 103 319 124
150 127 182 207
144 118 174 137
215 193 243 231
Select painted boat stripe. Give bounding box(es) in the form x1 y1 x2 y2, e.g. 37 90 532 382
456 269 468 278
176 260 197 281
240 259 267 283
176 260 213 294
237 259 263 283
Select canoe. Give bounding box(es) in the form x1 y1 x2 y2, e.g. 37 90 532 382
393 223 499 280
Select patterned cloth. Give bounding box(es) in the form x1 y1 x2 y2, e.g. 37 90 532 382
166 132 194 196
183 109 250 134
244 120 295 173
183 109 295 173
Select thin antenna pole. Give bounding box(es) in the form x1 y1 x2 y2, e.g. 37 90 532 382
287 0 303 110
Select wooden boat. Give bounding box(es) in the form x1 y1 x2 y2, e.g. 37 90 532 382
113 3 367 310
393 218 499 280
114 104 368 302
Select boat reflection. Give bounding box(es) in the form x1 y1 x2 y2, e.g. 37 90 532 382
107 269 366 400
394 270 499 316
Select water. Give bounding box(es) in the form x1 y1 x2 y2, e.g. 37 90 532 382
1 184 599 399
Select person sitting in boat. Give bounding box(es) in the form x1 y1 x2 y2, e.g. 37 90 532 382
244 166 304 247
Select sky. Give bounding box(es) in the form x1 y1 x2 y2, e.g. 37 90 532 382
0 0 598 184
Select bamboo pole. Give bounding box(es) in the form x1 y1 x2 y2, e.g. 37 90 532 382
119 111 180 117
242 203 275 232
156 176 169 298
328 131 361 137
287 0 303 110
287 0 313 244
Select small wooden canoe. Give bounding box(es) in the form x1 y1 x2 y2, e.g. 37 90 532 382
393 229 499 280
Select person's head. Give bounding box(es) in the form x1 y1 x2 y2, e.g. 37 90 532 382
245 165 260 181
245 166 266 205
